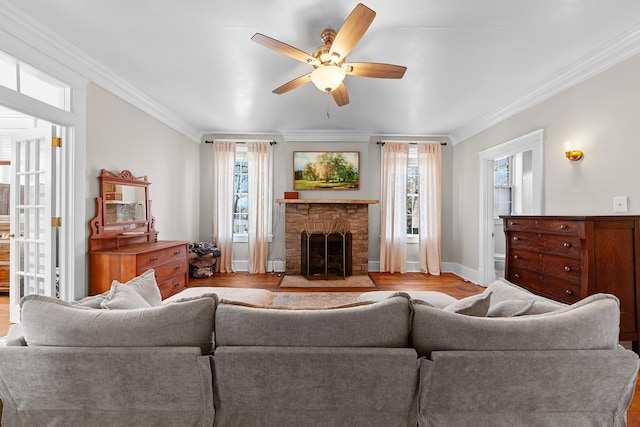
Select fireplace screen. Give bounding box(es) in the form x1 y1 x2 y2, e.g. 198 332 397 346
301 221 352 279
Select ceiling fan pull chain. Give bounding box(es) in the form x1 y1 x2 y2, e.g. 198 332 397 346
326 93 331 119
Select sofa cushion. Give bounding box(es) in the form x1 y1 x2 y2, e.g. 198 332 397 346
358 290 457 308
412 293 621 357
20 294 217 353
100 282 152 310
484 278 566 308
486 299 534 317
114 268 163 307
215 293 412 348
73 292 108 308
443 292 492 316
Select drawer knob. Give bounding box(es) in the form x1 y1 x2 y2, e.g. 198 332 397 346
173 282 180 288
565 289 575 296
150 256 158 262
560 224 568 229
564 266 571 272
513 255 519 260
174 265 181 271
174 250 181 255
513 236 519 241
514 273 520 279
563 242 572 248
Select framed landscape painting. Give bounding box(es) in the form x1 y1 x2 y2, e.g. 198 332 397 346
293 151 360 190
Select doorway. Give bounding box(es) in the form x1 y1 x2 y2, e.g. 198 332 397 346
0 106 61 322
478 129 544 286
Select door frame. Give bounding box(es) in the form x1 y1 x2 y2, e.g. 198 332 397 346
0 33 87 304
478 129 544 286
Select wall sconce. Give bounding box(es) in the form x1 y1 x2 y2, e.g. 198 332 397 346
564 141 583 161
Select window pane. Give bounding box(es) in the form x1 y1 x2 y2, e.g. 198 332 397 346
494 157 510 186
0 52 17 91
19 63 70 111
406 163 420 235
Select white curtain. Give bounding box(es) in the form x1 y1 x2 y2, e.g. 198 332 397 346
418 143 442 274
380 142 409 273
247 142 271 274
212 141 235 273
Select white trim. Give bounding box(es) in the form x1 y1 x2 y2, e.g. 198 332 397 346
477 129 544 287
452 24 640 144
0 2 200 142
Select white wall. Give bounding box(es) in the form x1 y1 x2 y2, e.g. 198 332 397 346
85 83 201 244
453 51 640 273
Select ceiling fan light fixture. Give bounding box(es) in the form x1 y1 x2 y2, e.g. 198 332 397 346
310 64 346 92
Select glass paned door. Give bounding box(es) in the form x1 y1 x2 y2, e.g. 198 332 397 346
9 124 57 323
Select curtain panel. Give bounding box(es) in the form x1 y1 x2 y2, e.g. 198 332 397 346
212 141 235 273
380 142 409 273
418 143 442 274
247 142 271 274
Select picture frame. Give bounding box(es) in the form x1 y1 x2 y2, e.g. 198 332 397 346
293 151 360 190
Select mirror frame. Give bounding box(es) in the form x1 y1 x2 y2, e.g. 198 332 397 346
89 169 158 250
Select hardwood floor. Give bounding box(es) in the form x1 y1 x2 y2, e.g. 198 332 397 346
1 272 639 425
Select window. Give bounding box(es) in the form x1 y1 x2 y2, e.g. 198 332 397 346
494 156 512 217
407 145 419 236
0 51 71 111
233 145 248 237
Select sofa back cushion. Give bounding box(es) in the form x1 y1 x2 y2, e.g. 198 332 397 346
215 293 412 347
20 294 217 353
411 293 620 357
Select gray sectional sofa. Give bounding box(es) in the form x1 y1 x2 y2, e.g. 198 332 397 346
0 277 638 426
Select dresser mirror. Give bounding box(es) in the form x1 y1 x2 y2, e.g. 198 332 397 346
89 169 158 251
103 182 147 225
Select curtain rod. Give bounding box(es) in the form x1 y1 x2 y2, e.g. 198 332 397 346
377 141 446 146
204 140 277 145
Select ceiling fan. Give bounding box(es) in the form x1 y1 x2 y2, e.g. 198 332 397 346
251 3 407 107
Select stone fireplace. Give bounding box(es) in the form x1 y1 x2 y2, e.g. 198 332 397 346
277 199 378 276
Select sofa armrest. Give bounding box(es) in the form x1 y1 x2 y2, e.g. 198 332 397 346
0 346 214 426
419 349 639 427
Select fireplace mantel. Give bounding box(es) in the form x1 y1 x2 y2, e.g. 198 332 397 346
276 199 378 204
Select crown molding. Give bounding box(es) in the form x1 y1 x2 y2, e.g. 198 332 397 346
0 1 201 142
451 24 640 145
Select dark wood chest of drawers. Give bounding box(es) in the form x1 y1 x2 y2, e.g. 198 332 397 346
502 215 640 347
90 240 188 299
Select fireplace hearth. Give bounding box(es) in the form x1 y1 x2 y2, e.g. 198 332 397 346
301 221 352 280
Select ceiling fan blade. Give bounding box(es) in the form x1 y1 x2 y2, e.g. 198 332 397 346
273 73 312 94
252 33 319 66
329 3 376 61
331 83 349 106
346 62 407 79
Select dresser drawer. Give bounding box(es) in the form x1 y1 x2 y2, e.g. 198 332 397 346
509 268 582 304
508 232 542 251
504 218 583 236
137 244 187 271
158 274 187 299
539 254 583 283
147 258 188 282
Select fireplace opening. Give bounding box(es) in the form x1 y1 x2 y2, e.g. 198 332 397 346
301 221 352 280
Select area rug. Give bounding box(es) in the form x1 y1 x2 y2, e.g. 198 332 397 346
279 274 377 288
271 292 362 308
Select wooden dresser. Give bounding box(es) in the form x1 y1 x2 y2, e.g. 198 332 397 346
89 240 188 299
89 169 188 300
502 215 640 348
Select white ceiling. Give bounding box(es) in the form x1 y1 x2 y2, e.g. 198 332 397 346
7 0 640 142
